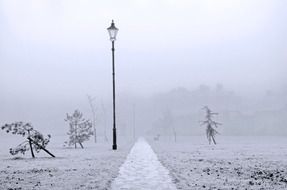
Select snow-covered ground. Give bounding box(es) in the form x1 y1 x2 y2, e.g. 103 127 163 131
150 136 287 190
2 134 287 190
0 135 132 190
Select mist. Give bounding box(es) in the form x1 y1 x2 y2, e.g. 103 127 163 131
1 0 287 137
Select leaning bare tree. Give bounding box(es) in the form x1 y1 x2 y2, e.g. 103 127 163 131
200 106 221 144
65 110 93 149
1 122 55 158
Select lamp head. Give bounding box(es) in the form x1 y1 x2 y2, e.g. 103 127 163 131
107 20 119 41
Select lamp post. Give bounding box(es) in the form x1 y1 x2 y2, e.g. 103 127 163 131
107 20 119 150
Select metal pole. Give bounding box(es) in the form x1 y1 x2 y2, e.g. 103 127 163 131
112 41 117 150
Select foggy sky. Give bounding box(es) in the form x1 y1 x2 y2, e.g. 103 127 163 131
1 0 287 135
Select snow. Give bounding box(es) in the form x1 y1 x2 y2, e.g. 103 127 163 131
111 138 177 190
150 136 287 190
0 135 132 190
1 135 287 190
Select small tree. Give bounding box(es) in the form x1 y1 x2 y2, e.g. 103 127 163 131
1 122 55 158
200 106 221 144
65 110 93 149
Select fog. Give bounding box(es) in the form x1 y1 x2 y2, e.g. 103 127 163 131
1 0 287 138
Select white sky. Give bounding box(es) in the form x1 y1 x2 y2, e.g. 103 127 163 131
0 0 287 136
0 0 286 99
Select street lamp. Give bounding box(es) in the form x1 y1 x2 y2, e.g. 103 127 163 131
107 20 119 150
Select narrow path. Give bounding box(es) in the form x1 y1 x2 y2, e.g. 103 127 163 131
111 138 177 190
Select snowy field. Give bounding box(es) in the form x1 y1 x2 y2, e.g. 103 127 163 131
1 134 287 190
149 136 287 190
0 135 132 190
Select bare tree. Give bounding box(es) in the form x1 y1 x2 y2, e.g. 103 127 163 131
101 102 109 142
161 109 177 142
65 110 93 149
1 122 55 158
87 95 97 143
200 106 221 144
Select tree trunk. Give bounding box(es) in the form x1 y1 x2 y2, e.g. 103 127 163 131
208 136 211 144
212 135 217 145
28 139 35 158
27 131 35 158
28 137 55 157
102 102 108 142
94 127 97 143
175 132 177 143
79 142 84 149
173 130 177 143
75 122 78 148
87 95 97 143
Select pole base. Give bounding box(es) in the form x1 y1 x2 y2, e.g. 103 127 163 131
112 144 117 150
